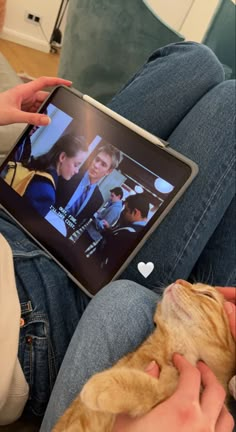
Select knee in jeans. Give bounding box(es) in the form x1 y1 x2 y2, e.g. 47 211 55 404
187 42 224 80
98 279 143 304
149 41 224 87
215 79 236 102
95 279 158 323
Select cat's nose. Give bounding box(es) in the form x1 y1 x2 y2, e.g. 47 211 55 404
175 279 192 288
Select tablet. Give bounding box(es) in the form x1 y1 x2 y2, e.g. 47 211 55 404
0 86 198 296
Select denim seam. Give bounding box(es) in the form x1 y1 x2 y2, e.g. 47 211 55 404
13 251 50 259
21 311 50 327
48 337 57 391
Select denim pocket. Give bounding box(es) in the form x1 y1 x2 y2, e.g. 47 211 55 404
18 310 57 417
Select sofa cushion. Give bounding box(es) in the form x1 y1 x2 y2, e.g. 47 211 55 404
58 0 184 104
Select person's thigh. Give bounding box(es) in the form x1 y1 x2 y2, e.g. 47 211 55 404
108 42 233 288
0 210 90 415
40 280 158 431
116 79 235 288
190 195 236 286
108 42 224 140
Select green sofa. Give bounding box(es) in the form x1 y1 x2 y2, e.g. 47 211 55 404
58 0 184 103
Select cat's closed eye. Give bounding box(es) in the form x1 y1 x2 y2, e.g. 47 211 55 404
200 291 216 300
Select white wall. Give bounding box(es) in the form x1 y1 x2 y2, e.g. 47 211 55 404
144 0 195 32
180 0 221 41
0 0 223 52
144 0 220 41
1 0 67 52
31 105 73 156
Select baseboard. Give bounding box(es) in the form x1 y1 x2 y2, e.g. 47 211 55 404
0 27 50 53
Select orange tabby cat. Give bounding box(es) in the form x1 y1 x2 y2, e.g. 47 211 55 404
53 280 236 432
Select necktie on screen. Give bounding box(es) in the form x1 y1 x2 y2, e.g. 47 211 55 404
71 184 91 216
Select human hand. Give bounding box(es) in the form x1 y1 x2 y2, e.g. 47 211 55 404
113 354 234 432
102 220 110 229
215 287 236 338
216 286 236 304
216 287 236 399
0 76 72 126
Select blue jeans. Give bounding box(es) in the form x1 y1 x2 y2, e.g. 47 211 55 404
40 42 235 430
109 42 235 289
0 212 89 417
0 42 235 424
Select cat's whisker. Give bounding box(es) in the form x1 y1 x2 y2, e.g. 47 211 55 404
190 273 198 284
193 267 208 285
204 264 214 286
209 271 214 287
197 270 204 284
148 280 167 295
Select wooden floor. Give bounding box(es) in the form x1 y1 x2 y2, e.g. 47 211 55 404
0 39 60 78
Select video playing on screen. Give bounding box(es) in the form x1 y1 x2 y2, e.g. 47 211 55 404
0 103 175 278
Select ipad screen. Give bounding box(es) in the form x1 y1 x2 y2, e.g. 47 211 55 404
0 87 196 295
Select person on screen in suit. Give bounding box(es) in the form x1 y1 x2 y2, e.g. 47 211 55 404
86 186 124 242
56 143 122 228
72 186 124 253
99 193 149 271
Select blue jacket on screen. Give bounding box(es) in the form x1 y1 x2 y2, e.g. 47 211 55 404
24 169 58 217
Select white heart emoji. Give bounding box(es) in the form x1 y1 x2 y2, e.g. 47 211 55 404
137 262 154 278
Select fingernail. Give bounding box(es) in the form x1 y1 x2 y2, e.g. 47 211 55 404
224 302 233 315
229 375 236 399
173 353 181 359
146 360 156 372
197 360 205 367
40 116 51 125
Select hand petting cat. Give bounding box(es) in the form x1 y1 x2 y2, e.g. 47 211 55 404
113 354 235 432
217 286 236 338
216 286 236 400
53 281 235 432
114 286 236 432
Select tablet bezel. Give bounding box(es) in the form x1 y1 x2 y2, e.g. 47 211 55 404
0 86 198 296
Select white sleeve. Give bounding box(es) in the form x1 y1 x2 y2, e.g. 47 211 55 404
0 234 29 425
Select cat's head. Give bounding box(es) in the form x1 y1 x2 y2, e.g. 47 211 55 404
156 280 235 387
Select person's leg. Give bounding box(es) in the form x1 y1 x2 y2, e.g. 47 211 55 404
40 280 158 431
108 41 224 140
109 50 235 287
0 211 90 416
189 195 236 286
121 78 235 288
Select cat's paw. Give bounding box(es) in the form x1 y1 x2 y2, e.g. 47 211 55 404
80 367 159 416
80 370 117 413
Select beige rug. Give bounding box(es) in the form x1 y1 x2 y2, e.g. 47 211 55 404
17 73 35 84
